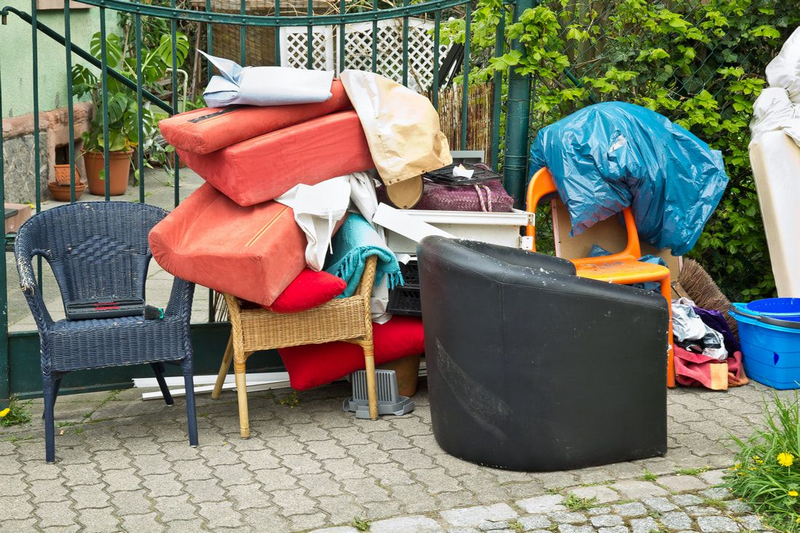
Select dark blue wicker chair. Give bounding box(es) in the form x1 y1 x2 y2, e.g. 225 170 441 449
14 202 198 462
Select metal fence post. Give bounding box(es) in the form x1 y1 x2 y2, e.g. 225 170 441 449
503 0 534 207
0 58 9 409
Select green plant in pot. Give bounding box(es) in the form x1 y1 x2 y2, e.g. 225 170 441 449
71 29 188 195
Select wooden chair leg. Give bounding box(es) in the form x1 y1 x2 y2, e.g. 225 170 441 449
362 343 379 420
234 353 252 439
211 336 234 400
660 277 676 388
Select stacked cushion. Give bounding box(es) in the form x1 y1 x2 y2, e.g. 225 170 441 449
266 269 347 313
158 80 351 155
176 111 374 206
149 183 307 307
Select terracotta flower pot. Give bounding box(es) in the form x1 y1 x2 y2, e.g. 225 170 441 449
379 354 422 397
48 180 86 201
54 164 81 186
84 150 133 196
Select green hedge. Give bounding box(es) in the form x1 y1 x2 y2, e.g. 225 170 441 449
445 0 800 300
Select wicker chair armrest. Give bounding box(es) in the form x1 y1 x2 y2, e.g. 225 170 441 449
15 253 54 330
164 277 196 320
354 256 378 301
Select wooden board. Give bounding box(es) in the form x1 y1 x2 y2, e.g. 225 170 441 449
36 0 90 10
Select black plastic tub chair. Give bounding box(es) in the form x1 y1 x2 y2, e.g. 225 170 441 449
14 202 198 463
418 237 669 472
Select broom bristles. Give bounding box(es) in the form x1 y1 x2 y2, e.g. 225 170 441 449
679 258 738 338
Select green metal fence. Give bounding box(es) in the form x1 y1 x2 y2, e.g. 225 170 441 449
0 0 535 403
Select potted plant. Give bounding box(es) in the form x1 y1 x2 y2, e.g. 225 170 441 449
71 30 188 195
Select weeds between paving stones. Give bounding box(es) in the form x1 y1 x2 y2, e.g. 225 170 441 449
725 392 800 532
564 493 598 511
351 516 371 531
508 520 525 532
0 396 31 427
642 470 658 481
677 467 709 476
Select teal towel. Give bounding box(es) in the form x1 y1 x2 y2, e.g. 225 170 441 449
325 213 403 298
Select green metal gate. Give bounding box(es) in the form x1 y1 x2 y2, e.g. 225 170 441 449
0 0 534 405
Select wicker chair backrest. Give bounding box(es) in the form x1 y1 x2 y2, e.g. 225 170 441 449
15 202 167 304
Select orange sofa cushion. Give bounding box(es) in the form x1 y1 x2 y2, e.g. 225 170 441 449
177 110 375 206
158 79 352 155
149 183 307 307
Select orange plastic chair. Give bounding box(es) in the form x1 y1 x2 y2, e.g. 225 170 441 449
526 167 675 387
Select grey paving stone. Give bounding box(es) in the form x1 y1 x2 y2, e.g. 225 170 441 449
657 475 708 493
699 469 727 487
441 503 518 527
76 506 121 533
308 527 359 533
697 515 740 532
197 500 244 529
184 478 225 503
737 514 769 530
0 494 35 521
569 485 620 504
590 514 624 527
35 500 79 528
28 478 68 503
672 494 704 506
518 515 551 530
686 506 723 517
272 487 319 516
516 495 566 514
447 528 481 533
630 517 659 533
160 518 209 533
643 497 678 513
288 511 328 532
156 494 199 522
700 487 734 501
550 512 588 525
341 477 392 502
71 483 112 510
611 480 668 499
370 515 444 532
723 499 752 514
108 488 152 516
557 525 594 533
661 511 693 530
120 512 164 533
612 502 648 517
598 527 629 533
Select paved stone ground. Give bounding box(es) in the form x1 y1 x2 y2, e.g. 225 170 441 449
0 379 791 532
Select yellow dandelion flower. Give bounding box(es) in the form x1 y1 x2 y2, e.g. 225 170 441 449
733 463 741 470
0 408 9 418
796 517 800 524
789 490 799 497
778 452 795 467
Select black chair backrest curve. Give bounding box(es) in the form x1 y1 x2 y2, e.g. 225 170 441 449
15 202 167 305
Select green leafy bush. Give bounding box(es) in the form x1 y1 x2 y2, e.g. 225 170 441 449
444 0 800 300
726 393 800 531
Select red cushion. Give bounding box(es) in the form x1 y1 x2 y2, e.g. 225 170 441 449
278 316 425 390
176 111 374 206
159 79 352 155
149 183 306 307
267 269 347 313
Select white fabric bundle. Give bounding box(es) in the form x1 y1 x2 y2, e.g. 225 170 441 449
200 51 334 107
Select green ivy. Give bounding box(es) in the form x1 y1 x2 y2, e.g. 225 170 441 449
447 0 800 300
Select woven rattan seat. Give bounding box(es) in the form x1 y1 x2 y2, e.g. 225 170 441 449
212 256 379 438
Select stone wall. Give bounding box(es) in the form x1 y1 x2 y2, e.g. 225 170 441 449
1 103 92 203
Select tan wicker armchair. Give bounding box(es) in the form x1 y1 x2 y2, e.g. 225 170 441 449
212 257 379 438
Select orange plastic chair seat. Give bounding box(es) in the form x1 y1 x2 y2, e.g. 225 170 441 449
575 259 670 285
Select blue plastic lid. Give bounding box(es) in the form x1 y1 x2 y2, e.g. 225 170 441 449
743 298 800 317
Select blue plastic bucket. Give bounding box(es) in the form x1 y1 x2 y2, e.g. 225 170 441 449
729 307 800 390
743 298 800 318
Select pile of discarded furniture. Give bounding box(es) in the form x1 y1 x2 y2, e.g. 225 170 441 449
16 53 743 470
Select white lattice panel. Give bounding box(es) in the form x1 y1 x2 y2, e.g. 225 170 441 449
279 18 449 93
279 26 335 71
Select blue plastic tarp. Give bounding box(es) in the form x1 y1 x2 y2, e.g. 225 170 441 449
529 102 728 256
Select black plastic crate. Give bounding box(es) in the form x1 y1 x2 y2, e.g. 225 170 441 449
387 286 421 317
399 261 420 286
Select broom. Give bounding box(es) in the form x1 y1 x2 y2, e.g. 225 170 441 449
678 258 738 338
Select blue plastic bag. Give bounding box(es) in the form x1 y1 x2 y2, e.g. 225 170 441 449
529 102 728 256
